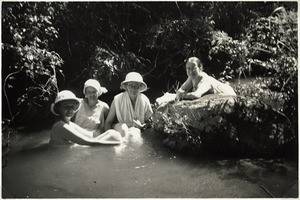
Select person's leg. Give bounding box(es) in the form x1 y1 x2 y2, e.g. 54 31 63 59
54 122 119 145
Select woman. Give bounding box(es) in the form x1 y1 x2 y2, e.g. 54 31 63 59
50 90 122 145
74 79 109 137
176 57 236 100
104 72 153 137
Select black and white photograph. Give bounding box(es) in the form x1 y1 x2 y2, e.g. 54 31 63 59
1 1 298 198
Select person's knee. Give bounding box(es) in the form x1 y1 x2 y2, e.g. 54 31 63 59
113 131 122 141
113 123 129 137
106 129 122 140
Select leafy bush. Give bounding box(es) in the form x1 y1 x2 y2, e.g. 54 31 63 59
209 30 250 81
246 7 297 131
88 46 149 81
2 2 64 124
146 17 214 77
209 7 297 132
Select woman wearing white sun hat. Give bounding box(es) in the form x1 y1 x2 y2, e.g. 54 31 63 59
50 90 122 145
104 72 153 137
74 79 109 137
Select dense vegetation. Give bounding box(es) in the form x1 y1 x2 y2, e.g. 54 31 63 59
2 2 297 135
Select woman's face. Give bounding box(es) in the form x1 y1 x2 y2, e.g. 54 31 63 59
126 82 142 97
186 62 201 78
57 100 78 118
85 86 99 106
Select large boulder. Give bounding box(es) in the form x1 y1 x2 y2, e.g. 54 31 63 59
153 93 295 156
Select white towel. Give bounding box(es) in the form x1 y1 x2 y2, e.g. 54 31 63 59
155 92 177 106
114 92 152 127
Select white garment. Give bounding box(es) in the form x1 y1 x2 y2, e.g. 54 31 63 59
50 120 121 145
74 99 109 132
196 72 236 95
114 92 153 127
155 92 176 106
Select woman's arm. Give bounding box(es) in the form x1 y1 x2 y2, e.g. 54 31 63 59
183 81 212 100
99 104 109 133
52 122 99 145
180 77 193 91
176 77 192 100
104 100 117 131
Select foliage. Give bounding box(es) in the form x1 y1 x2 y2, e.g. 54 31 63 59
54 2 154 83
2 2 64 123
158 110 203 154
232 78 285 112
209 2 282 38
146 17 214 78
246 7 297 90
88 46 149 81
209 31 250 81
246 7 297 131
209 7 297 131
2 120 17 168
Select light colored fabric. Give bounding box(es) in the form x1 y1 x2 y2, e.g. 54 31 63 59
114 91 153 127
50 121 121 145
83 79 108 96
155 92 176 106
195 72 236 95
74 99 109 133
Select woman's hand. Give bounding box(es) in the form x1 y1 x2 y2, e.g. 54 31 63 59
175 89 186 101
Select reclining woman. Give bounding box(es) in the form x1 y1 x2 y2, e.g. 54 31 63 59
176 57 236 100
50 90 122 145
74 79 109 137
104 72 153 138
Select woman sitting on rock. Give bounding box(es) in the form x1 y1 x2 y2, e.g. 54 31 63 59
50 90 122 145
104 72 153 137
176 57 236 100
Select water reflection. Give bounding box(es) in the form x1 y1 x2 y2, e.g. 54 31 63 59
114 127 144 156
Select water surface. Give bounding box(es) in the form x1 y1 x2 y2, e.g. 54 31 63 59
2 128 298 198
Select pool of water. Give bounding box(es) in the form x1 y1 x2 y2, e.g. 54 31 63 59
2 128 298 198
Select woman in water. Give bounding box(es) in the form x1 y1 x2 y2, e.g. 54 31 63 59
104 72 153 137
74 79 109 137
50 90 122 145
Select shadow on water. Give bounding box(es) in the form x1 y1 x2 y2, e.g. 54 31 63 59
2 128 298 198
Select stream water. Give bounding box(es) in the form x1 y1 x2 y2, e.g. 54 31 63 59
2 128 298 198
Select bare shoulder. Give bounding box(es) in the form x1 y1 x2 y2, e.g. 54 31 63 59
52 120 64 130
98 100 109 109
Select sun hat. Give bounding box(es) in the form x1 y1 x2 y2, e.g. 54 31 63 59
51 90 80 116
83 79 108 96
120 72 147 92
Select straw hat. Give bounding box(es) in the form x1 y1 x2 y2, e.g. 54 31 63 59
83 79 108 96
51 90 80 116
120 72 147 92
